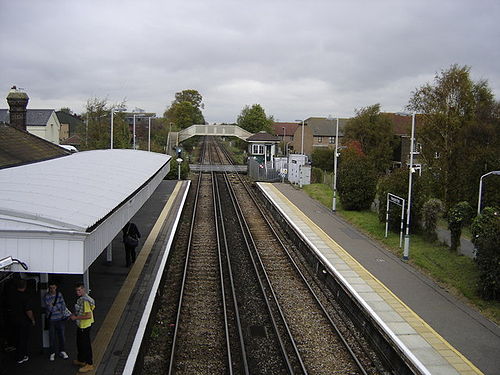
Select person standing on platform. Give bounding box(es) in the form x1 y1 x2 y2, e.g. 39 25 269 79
122 221 141 267
11 279 35 364
70 283 95 373
43 281 69 361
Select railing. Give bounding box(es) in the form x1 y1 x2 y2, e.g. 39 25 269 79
179 124 252 142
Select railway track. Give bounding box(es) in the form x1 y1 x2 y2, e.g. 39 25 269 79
144 137 392 375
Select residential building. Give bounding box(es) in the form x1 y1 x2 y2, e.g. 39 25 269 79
385 113 424 171
56 110 84 142
304 117 349 154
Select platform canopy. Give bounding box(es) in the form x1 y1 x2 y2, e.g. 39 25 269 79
0 149 171 274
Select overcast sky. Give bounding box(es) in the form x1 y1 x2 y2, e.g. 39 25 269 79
1 0 499 123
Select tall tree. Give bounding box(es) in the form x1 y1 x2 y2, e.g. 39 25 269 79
408 64 500 208
343 104 395 174
164 89 205 129
81 98 130 150
237 104 274 133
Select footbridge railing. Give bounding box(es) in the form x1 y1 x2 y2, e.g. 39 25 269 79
179 124 252 142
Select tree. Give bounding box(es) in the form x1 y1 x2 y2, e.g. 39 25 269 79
59 107 73 115
80 98 130 150
447 201 474 252
343 104 395 174
337 148 377 210
237 104 274 133
421 198 444 242
164 89 205 129
408 64 500 208
471 207 500 300
311 148 333 172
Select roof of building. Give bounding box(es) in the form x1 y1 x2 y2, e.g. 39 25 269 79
0 149 170 232
0 109 55 126
246 131 281 142
0 123 70 169
383 113 425 136
61 134 82 146
305 117 349 136
273 122 300 136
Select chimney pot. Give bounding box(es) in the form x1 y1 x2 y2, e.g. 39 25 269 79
6 86 29 131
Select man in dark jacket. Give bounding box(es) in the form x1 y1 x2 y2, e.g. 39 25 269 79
122 222 141 267
10 279 35 364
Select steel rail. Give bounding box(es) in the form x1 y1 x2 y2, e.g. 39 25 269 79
223 171 307 374
239 173 370 375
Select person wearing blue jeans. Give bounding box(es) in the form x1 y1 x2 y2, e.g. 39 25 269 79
43 282 69 361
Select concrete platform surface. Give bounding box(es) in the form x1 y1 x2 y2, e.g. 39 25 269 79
261 182 500 375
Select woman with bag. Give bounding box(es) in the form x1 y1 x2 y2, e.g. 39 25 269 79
122 222 141 267
43 281 70 361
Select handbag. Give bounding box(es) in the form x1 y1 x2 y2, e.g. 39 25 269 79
124 225 139 247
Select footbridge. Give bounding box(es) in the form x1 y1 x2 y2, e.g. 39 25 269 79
167 124 252 154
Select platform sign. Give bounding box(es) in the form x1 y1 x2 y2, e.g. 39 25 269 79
385 193 405 248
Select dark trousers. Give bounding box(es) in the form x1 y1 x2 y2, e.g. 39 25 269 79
76 326 93 365
15 320 30 361
49 319 66 354
125 245 137 267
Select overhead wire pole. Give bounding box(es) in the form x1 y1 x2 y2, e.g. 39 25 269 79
403 112 416 261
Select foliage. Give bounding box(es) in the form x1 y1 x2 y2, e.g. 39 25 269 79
80 98 130 150
337 148 377 210
311 148 333 172
377 168 429 232
421 198 444 242
471 207 500 300
166 158 190 180
408 64 500 208
59 107 73 114
311 167 324 184
236 104 274 133
164 89 205 129
343 104 395 174
447 201 474 251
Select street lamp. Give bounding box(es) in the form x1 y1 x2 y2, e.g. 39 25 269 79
110 107 126 149
397 112 416 261
295 119 305 154
145 115 156 152
132 113 145 150
282 126 286 155
477 170 500 215
332 117 340 212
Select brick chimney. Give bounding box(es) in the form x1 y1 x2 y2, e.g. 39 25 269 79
6 86 29 131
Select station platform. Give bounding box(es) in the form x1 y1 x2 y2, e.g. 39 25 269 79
3 180 190 375
257 182 500 375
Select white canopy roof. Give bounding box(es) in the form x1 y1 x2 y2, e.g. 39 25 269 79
0 150 171 274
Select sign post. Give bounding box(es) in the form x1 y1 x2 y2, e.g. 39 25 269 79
385 193 405 248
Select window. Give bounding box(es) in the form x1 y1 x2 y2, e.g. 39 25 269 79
252 144 264 154
329 136 335 144
317 136 323 143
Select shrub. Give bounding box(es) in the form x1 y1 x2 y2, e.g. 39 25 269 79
337 149 377 210
447 201 474 251
166 158 190 180
311 167 324 184
421 198 444 242
471 207 500 300
311 148 333 172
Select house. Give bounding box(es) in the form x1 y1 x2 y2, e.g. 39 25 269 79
56 110 84 142
304 117 349 154
385 113 424 171
273 122 313 155
246 131 281 164
1 87 61 144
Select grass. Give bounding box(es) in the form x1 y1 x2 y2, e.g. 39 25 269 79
302 184 500 325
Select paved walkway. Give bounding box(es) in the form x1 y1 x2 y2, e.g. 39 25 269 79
436 228 475 258
271 183 499 375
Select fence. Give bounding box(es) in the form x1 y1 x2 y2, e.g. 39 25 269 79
247 158 282 181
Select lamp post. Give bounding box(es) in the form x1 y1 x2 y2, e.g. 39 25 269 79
401 112 416 260
282 126 286 155
145 115 156 152
132 113 145 150
295 119 305 154
332 117 339 212
477 170 500 215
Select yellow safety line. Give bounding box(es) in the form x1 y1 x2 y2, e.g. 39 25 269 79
264 183 483 375
81 182 182 373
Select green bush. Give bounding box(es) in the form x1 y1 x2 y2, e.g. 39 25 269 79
166 158 190 180
471 207 500 300
311 167 324 184
447 201 474 251
337 149 377 210
311 148 333 172
421 198 444 242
